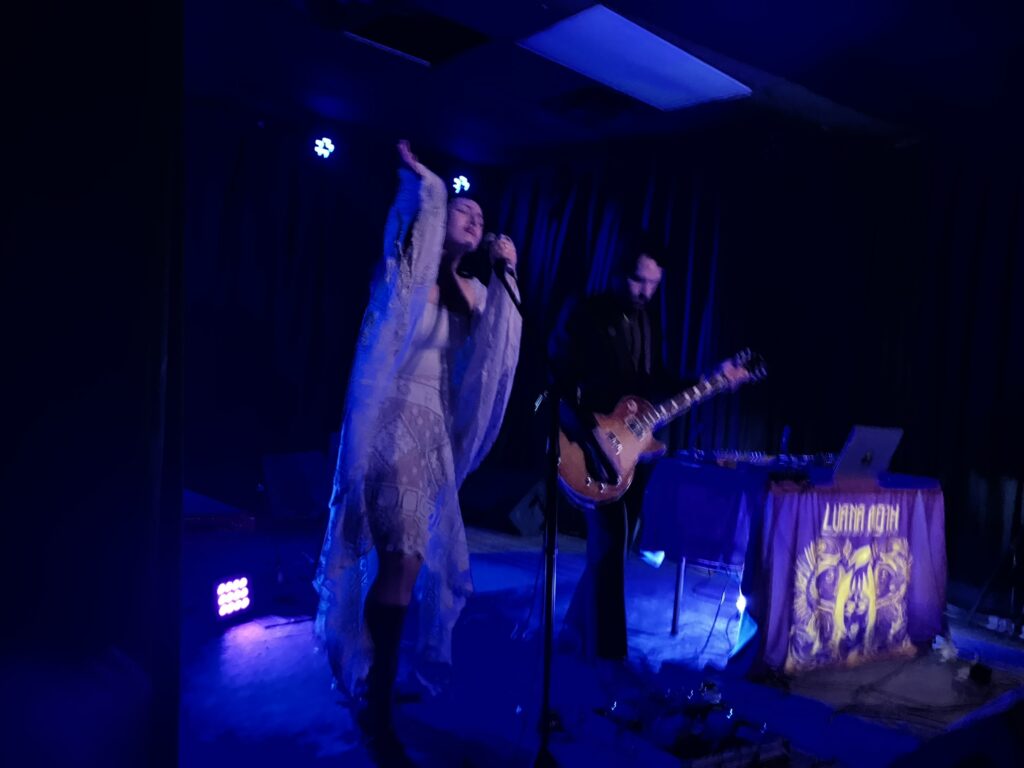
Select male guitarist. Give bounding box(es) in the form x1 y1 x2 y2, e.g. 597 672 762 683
548 233 745 669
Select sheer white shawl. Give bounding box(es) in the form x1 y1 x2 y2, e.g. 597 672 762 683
313 162 521 699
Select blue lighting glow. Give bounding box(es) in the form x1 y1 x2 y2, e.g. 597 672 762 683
736 591 747 614
519 5 750 111
314 137 335 158
731 611 758 658
640 550 665 568
452 175 471 194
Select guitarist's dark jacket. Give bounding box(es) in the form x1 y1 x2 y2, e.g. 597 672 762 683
548 291 694 432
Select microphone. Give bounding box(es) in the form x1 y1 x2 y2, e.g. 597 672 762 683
482 232 516 278
482 232 522 313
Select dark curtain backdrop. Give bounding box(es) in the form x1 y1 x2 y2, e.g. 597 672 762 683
488 119 1024 592
184 99 502 512
912 135 1024 598
184 100 1023 594
485 119 932 477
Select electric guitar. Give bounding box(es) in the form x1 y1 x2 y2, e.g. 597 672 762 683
557 349 767 509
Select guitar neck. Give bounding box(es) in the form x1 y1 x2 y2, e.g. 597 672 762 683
643 374 732 430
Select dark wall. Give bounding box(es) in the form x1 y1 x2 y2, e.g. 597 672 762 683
3 1 182 765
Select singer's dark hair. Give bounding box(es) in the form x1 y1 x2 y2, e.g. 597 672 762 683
455 234 494 284
613 229 665 275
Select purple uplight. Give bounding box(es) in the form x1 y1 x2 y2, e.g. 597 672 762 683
215 577 252 618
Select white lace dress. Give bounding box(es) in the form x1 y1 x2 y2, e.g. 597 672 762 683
365 301 455 557
313 163 521 701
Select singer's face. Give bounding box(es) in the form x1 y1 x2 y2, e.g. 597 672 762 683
445 198 484 253
625 254 663 309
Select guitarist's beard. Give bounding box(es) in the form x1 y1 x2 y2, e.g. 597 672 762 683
622 294 648 314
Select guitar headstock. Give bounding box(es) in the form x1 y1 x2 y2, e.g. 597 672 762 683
735 348 767 379
719 348 767 388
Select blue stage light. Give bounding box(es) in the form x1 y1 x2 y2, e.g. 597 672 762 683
452 175 471 194
314 137 335 158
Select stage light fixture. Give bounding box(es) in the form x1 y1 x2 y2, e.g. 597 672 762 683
314 137 335 158
216 577 251 618
452 175 470 193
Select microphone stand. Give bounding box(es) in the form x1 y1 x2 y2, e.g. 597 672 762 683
534 373 561 768
490 262 560 767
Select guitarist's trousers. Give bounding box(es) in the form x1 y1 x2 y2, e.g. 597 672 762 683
562 498 630 661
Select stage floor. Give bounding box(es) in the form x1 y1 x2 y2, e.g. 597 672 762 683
180 517 1024 767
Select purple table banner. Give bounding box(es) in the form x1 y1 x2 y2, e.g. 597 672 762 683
640 460 947 674
759 479 947 673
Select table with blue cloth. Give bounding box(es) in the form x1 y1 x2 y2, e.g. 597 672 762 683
640 456 948 673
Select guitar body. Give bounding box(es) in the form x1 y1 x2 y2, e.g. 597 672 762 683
557 396 667 509
555 349 766 511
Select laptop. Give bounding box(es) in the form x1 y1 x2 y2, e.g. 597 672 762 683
831 425 904 480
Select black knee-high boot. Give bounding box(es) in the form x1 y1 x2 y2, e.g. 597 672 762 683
362 598 407 733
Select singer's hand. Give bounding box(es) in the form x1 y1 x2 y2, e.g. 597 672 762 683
397 139 426 176
489 234 517 271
